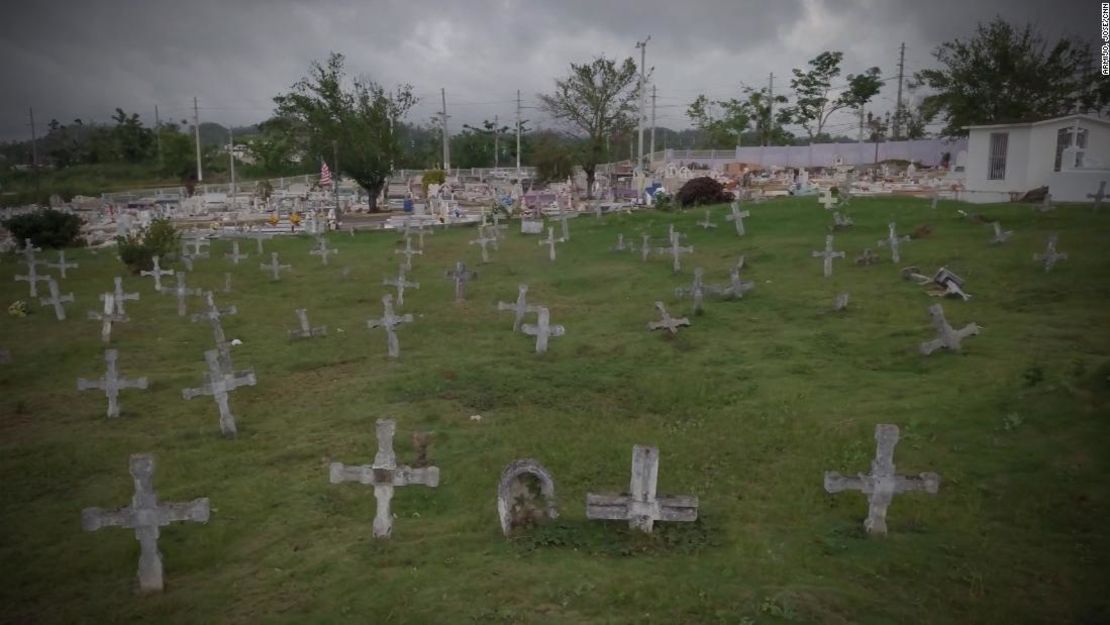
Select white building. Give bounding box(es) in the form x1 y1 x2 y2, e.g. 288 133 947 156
962 113 1110 203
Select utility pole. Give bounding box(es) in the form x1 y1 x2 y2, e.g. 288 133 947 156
858 107 866 165
515 89 522 177
228 128 236 204
767 72 775 146
440 88 450 171
193 97 203 182
493 114 500 169
650 83 657 165
28 107 39 194
154 105 163 169
635 36 650 177
894 42 905 140
332 139 340 219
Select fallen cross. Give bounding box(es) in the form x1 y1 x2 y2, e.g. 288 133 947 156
289 308 327 339
988 222 1013 245
647 301 690 335
919 304 980 355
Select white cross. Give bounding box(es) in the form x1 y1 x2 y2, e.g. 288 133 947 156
99 276 140 315
45 250 78 279
162 273 201 316
497 284 539 333
38 278 74 321
181 349 256 437
521 306 565 354
586 445 698 533
87 293 128 343
1034 233 1068 272
877 223 910 263
290 308 327 339
14 260 51 298
725 204 750 236
367 294 414 358
812 235 845 278
224 241 249 265
1087 180 1107 211
310 237 338 265
647 301 690 335
538 227 565 262
696 209 717 230
260 253 292 281
77 348 148 418
383 266 420 307
919 304 980 355
140 256 174 292
394 236 422 271
444 261 477 302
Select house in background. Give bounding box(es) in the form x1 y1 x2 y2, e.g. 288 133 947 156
961 113 1110 204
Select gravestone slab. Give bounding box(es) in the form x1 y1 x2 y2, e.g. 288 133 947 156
497 284 538 333
444 261 477 302
181 349 256 437
919 303 980 355
289 308 327 339
497 459 558 536
1034 234 1068 271
39 278 74 320
77 348 148 418
812 235 845 278
140 256 174 292
367 294 413 358
648 301 690 335
521 306 565 354
586 445 698 533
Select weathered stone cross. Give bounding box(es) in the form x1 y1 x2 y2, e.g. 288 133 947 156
394 235 423 271
444 261 477 302
812 235 845 278
725 203 750 236
521 306 565 354
260 252 292 281
88 294 128 343
39 278 74 320
14 259 51 297
21 238 42 265
919 303 980 355
80 454 210 592
877 223 910 263
45 250 78 278
183 236 210 257
648 301 690 335
655 235 694 273
329 418 440 538
1034 234 1068 271
289 308 327 339
181 349 256 437
675 267 719 313
824 424 940 535
497 284 539 333
383 266 420 307
696 209 717 229
586 445 698 533
818 190 839 211
1087 180 1107 211
539 227 565 262
469 229 498 263
555 212 571 241
611 233 635 252
224 241 248 265
640 233 652 262
162 273 201 317
718 267 755 300
100 276 140 315
988 221 1013 244
140 256 174 292
310 237 338 265
1036 192 1054 213
191 291 238 372
832 211 853 230
77 348 148 418
367 294 414 358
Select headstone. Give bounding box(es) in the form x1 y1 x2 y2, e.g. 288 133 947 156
310 237 338 265
585 445 698 533
367 294 413 358
140 256 174 292
812 235 845 278
329 418 440 538
224 241 248 265
655 236 693 273
824 424 940 535
45 250 78 279
1034 234 1068 271
855 248 879 265
648 301 690 335
162 273 201 317
14 260 51 298
260 252 292 281
39 278 74 320
444 261 477 303
77 348 148 418
538 227 565 262
718 267 755 299
725 203 750 236
1087 180 1107 211
80 454 210 592
394 235 423 271
383 266 420 307
181 349 256 437
88 294 128 343
497 459 558 536
469 230 498 263
696 209 717 230
877 223 910 263
919 304 980 355
521 306 565 354
497 284 539 333
834 292 850 311
289 308 327 339
99 276 140 315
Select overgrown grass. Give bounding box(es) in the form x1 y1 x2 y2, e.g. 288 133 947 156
1 196 1108 624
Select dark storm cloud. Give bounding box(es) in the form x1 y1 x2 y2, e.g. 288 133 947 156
0 0 1097 140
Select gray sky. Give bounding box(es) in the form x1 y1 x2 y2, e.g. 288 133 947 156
0 0 1097 142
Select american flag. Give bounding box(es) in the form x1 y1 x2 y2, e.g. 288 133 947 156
319 160 333 187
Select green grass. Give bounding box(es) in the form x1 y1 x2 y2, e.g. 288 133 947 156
2 196 1109 624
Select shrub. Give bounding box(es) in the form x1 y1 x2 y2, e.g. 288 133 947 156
653 192 674 211
116 218 181 274
1 209 84 249
675 177 734 208
422 169 446 197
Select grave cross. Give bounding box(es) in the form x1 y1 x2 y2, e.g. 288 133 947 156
718 267 755 299
832 212 854 230
140 256 174 292
725 204 750 236
184 236 210 257
640 233 652 262
39 278 74 320
812 235 845 278
834 292 850 311
99 276 140 315
929 189 940 210
224 241 248 265
181 349 256 437
80 454 210 592
647 301 690 335
521 306 565 354
383 266 420 307
855 248 879 265
1036 192 1054 213
394 236 423 271
415 226 433 250
1034 234 1068 271
611 233 635 253
367 294 413 358
497 284 539 333
222 273 232 293
818 190 839 211
696 209 717 230
919 303 980 355
88 294 128 343
310 237 338 265
469 230 498 263
45 250 78 279
77 348 148 418
260 252 292 281
538 227 565 262
289 308 327 339
877 223 911 263
655 236 694 273
444 261 477 302
555 212 571 241
675 267 719 313
14 260 51 298
329 418 440 538
190 289 237 363
21 238 42 265
988 221 1013 245
824 424 940 535
1087 180 1107 211
586 445 698 533
162 273 201 317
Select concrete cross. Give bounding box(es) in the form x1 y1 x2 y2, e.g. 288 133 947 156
586 445 698 533
182 349 256 437
329 418 440 538
929 189 940 210
675 267 720 313
1087 180 1107 211
224 241 248 265
222 273 232 293
647 301 690 335
140 256 174 292
554 212 571 241
696 209 717 230
497 284 539 333
824 424 940 535
521 306 565 354
538 226 565 262
21 238 42 265
718 267 755 300
877 223 911 263
39 278 74 320
919 303 980 355
310 236 338 265
179 254 195 272
14 259 51 298
834 292 850 311
818 190 839 211
725 204 750 236
812 235 845 278
469 230 498 263
832 211 854 230
988 221 1013 245
100 276 140 315
45 250 78 279
77 348 148 418
190 290 238 371
289 308 327 339
1036 192 1054 213
1034 234 1068 271
162 273 201 317
611 233 635 252
855 248 879 265
415 226 433 250
260 252 291 281
640 233 652 262
655 235 694 273
383 266 420 307
88 294 128 343
183 236 210 257
367 294 413 358
394 235 423 271
444 261 477 302
80 454 210 592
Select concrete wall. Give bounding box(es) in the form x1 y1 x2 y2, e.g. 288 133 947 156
965 126 1032 194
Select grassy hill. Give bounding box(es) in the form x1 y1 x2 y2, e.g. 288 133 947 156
1 197 1108 624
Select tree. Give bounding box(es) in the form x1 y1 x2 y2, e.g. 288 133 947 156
461 119 512 168
743 87 791 147
785 52 883 144
110 108 154 163
538 55 640 198
686 95 754 148
913 18 1109 137
274 52 417 212
531 131 576 183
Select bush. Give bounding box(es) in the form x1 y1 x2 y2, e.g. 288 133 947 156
422 169 446 197
653 192 674 211
1 209 84 249
675 177 734 208
117 218 181 274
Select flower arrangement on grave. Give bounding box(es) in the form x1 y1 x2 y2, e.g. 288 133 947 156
290 212 302 227
8 300 28 317
267 213 279 226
